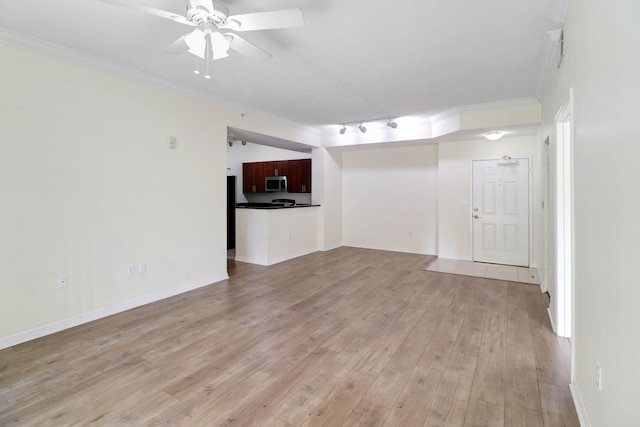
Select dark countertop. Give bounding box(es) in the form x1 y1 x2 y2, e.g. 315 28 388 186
236 203 320 210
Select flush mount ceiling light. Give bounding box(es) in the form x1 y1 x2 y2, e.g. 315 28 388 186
358 124 367 133
484 131 505 141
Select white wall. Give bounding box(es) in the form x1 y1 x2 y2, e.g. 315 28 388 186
437 136 539 263
0 42 313 348
342 145 438 254
540 0 640 425
314 148 343 251
235 207 320 266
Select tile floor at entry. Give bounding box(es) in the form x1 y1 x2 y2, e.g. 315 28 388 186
425 258 540 285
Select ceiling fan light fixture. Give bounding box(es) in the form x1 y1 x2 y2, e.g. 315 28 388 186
484 131 505 141
185 30 230 60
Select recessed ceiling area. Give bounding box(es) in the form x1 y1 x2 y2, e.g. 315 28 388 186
0 0 566 130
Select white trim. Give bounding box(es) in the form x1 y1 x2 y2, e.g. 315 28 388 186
320 244 343 252
570 382 591 427
236 248 319 266
0 28 320 138
554 92 574 338
539 274 549 293
547 307 557 334
341 243 435 257
0 274 228 350
455 97 541 114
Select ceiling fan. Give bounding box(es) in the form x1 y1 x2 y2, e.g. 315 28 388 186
100 0 304 75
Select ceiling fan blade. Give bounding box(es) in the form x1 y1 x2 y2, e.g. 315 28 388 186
98 0 193 26
223 9 304 32
163 35 189 54
225 33 272 63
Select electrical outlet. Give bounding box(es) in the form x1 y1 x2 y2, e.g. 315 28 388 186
596 363 603 391
58 276 68 289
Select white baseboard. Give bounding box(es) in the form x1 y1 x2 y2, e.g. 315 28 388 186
0 273 228 350
547 307 558 334
267 249 319 266
344 243 435 255
236 248 319 266
570 382 591 427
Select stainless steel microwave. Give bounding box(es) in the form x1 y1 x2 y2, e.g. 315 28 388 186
265 176 287 192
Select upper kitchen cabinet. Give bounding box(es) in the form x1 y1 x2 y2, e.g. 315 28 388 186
287 159 312 193
242 162 267 193
266 161 289 177
242 158 311 194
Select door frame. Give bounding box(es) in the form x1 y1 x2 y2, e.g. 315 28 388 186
554 92 574 341
470 156 534 267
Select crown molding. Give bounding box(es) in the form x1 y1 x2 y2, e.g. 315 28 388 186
0 28 218 104
0 28 320 137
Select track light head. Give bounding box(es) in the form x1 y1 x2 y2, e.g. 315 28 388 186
358 124 367 133
339 125 346 135
241 140 247 146
228 141 233 147
387 120 398 129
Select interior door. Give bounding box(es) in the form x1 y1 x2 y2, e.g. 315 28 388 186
472 158 530 267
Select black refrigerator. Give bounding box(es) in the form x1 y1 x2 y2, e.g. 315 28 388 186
227 176 236 250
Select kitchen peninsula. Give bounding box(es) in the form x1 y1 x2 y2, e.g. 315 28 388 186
235 203 320 266
234 156 319 266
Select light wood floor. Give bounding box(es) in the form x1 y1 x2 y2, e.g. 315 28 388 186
0 247 579 426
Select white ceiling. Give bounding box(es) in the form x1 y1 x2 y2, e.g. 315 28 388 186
0 0 564 129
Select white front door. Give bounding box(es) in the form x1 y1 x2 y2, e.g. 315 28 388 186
472 158 530 267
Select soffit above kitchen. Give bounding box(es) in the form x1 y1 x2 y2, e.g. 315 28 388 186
0 0 567 129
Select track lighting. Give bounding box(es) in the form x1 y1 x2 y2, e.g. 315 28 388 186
337 118 399 134
228 139 247 146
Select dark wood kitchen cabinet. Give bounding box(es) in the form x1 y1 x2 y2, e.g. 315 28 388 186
242 158 311 193
266 161 289 177
242 162 266 193
287 159 312 193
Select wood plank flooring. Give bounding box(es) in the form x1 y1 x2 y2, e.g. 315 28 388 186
0 247 579 426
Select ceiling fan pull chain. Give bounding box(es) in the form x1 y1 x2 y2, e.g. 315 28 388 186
204 33 212 79
194 56 201 75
